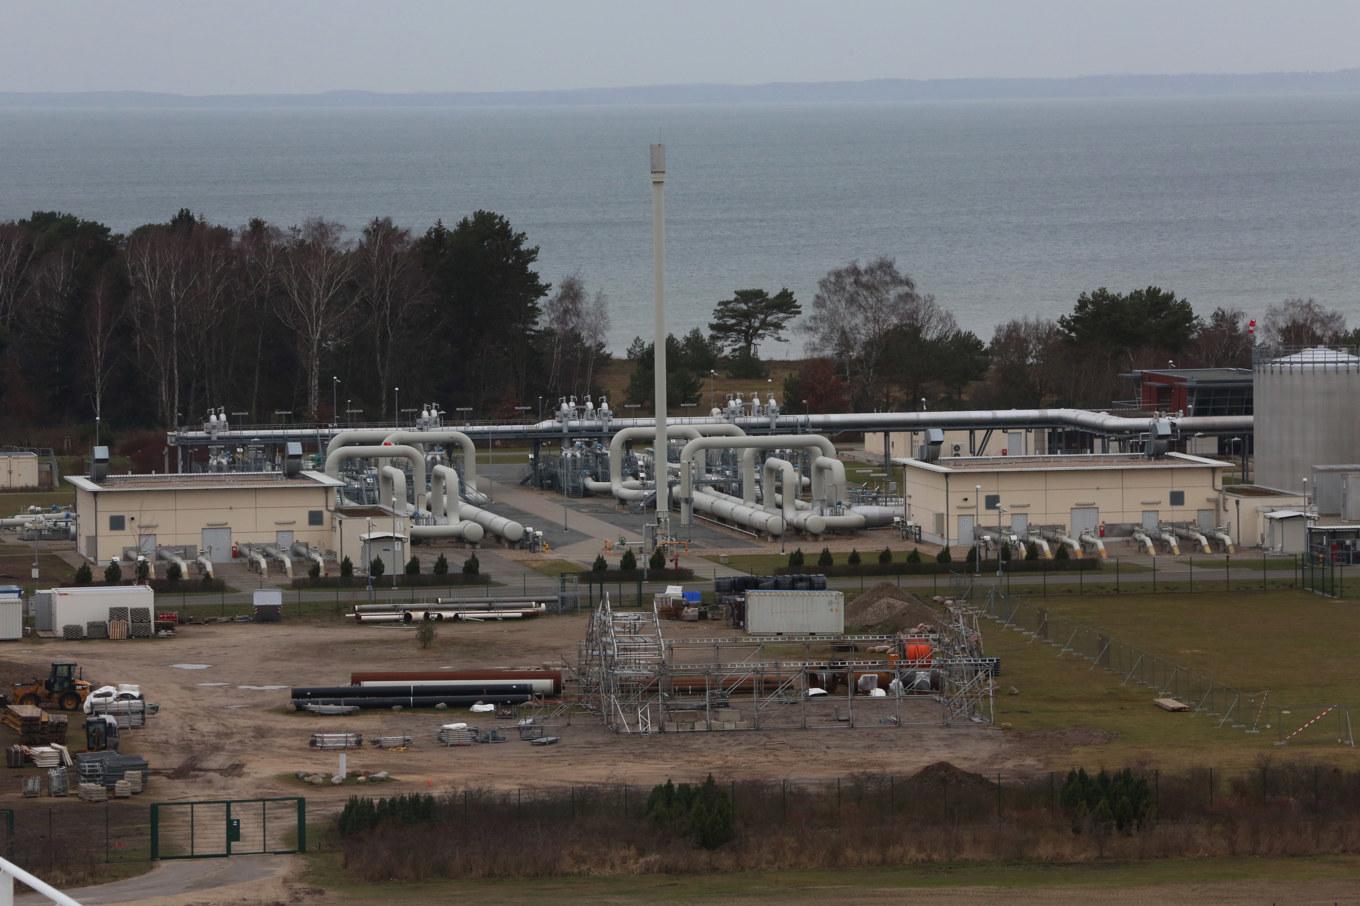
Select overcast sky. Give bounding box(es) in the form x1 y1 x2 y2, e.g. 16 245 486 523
3 0 1357 95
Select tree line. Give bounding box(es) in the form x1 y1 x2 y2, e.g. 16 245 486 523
0 208 605 433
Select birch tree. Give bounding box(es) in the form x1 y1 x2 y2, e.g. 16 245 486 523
355 217 421 417
277 219 356 418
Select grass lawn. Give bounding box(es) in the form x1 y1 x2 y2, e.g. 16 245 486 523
301 850 1360 903
0 488 74 512
986 589 1360 768
521 558 589 577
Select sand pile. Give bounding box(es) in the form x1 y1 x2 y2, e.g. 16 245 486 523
845 583 943 633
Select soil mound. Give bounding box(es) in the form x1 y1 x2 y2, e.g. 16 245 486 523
904 761 995 795
846 583 943 633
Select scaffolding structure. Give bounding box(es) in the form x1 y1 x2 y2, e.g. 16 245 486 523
578 593 995 734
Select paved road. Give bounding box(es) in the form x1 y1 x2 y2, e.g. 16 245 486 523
18 854 291 905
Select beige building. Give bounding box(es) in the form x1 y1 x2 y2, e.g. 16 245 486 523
1220 485 1310 551
0 451 41 490
66 471 344 565
866 429 1048 462
896 452 1231 549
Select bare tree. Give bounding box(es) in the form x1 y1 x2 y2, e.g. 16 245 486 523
85 263 124 434
542 274 610 396
582 286 610 394
1260 297 1346 349
237 219 283 418
277 219 356 418
355 218 421 417
804 257 948 405
126 226 201 425
0 222 34 328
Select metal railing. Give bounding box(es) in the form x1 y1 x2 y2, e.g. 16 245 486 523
0 855 81 906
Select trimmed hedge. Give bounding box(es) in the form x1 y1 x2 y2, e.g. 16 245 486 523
578 568 695 582
60 578 228 593
291 573 491 589
776 559 1100 577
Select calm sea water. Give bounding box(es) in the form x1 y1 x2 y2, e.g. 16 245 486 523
2 96 1358 353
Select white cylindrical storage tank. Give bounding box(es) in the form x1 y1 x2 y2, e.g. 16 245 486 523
1255 347 1360 494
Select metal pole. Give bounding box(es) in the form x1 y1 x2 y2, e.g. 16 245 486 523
650 144 669 523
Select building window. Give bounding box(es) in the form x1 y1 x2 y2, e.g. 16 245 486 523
308 509 324 526
1169 491 1185 506
985 494 1000 510
109 515 125 531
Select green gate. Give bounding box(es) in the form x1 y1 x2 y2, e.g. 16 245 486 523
150 797 306 859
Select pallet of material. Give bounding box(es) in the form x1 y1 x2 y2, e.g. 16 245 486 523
86 621 109 640
437 724 478 746
48 767 69 797
62 624 85 640
309 732 362 750
77 782 107 802
26 747 60 768
1154 697 1191 712
370 735 413 749
108 619 129 640
2 704 44 734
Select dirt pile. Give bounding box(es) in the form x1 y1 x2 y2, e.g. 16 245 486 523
903 761 996 796
846 583 942 633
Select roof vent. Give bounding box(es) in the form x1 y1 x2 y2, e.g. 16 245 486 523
91 446 109 483
917 428 944 463
284 442 303 477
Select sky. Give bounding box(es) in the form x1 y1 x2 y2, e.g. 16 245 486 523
2 0 1358 95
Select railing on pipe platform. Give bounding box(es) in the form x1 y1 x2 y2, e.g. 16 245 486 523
0 855 81 906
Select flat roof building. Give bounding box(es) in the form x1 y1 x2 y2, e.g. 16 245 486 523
896 452 1230 551
66 471 344 565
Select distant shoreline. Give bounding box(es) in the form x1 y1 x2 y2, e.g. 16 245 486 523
4 68 1360 110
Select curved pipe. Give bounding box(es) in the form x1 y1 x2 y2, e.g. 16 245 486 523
263 545 293 579
609 424 745 503
1211 530 1235 554
850 505 900 527
1171 525 1212 554
1157 531 1181 556
291 541 326 575
427 465 516 542
460 503 523 543
762 458 800 526
156 548 189 575
379 465 408 513
1028 536 1053 559
1129 529 1157 556
195 554 214 579
430 465 461 522
325 443 427 512
411 521 485 544
689 436 836 526
812 456 849 509
1078 532 1108 559
326 429 479 495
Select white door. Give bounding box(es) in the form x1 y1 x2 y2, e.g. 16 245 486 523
1142 510 1160 532
956 514 975 547
1007 432 1025 456
276 530 294 548
201 527 232 563
1196 509 1215 532
1010 513 1029 536
1069 507 1099 537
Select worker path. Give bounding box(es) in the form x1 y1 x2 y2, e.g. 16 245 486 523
18 853 294 905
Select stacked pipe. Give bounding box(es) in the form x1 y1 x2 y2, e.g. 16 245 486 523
290 682 536 710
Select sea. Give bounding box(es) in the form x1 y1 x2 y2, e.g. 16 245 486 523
2 94 1358 354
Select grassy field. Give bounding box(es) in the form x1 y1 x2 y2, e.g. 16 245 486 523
0 488 74 512
985 589 1360 769
302 850 1360 903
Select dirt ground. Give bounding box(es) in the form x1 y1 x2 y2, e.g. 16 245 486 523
0 613 1046 810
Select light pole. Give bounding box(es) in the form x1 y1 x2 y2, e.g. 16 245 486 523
996 503 1007 578
391 495 399 589
974 484 982 576
393 387 400 427
331 376 340 426
650 143 669 527
709 370 718 411
365 517 374 603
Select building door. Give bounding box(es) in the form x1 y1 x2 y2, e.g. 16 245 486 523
1007 432 1025 456
137 534 157 556
1142 510 1160 532
275 530 294 549
202 527 233 564
1010 513 1029 536
1196 509 1215 532
956 514 975 548
1069 507 1099 538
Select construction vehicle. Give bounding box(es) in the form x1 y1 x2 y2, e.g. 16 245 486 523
14 660 93 711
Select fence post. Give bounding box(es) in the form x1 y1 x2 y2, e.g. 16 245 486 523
1152 557 1157 593
1115 557 1120 593
1188 556 1193 591
1226 554 1230 591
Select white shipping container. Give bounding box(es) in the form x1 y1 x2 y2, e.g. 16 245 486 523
37 586 155 633
744 590 844 635
0 600 22 641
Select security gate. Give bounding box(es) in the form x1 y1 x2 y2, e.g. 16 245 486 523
150 798 305 859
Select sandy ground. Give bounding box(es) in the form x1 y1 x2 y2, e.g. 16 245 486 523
1 614 1035 809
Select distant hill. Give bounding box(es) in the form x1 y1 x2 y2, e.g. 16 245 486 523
3 69 1360 109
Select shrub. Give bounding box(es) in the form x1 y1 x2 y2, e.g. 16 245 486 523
462 554 480 576
73 563 92 586
817 547 834 568
1061 768 1152 834
369 557 386 578
1025 541 1040 561
649 547 666 570
935 547 952 564
308 561 322 580
877 547 892 565
592 554 608 573
1000 543 1012 562
965 546 978 565
165 561 182 583
906 548 922 565
405 556 421 576
847 548 861 566
417 620 436 650
104 561 122 584
134 560 149 582
433 554 449 576
788 548 804 568
645 774 735 850
1055 544 1071 561
620 549 637 571
340 556 354 578
338 794 438 838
